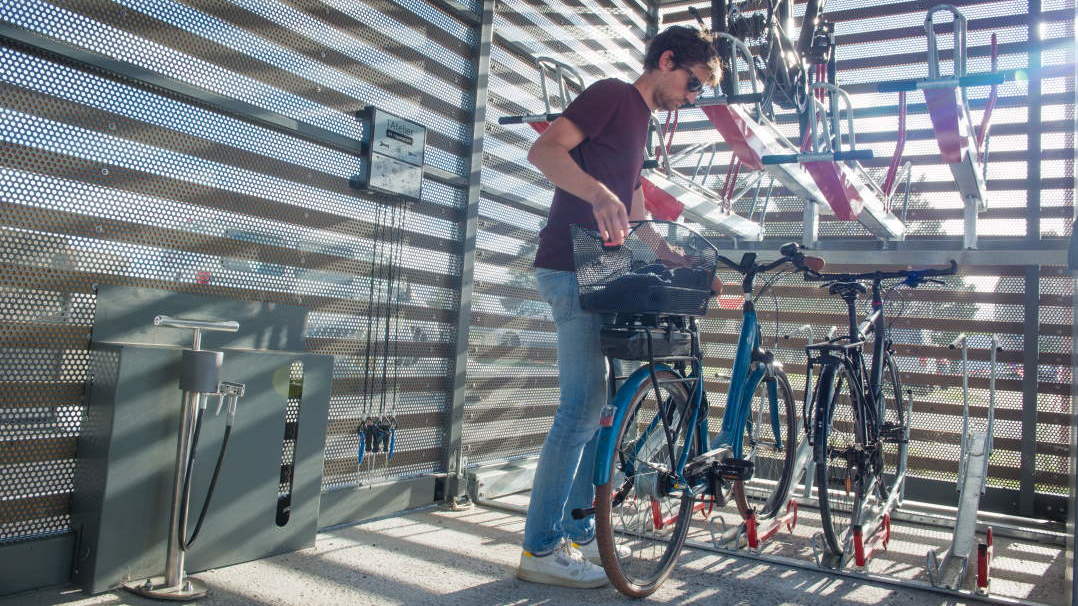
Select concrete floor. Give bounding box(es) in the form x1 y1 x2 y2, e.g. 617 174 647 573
0 502 1011 606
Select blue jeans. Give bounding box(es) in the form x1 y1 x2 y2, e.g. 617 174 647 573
522 268 610 555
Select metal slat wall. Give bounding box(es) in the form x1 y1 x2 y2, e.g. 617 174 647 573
465 0 652 465
655 0 1074 518
658 0 1074 241
0 0 478 546
468 0 1073 519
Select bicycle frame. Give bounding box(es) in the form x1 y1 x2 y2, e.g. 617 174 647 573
806 282 888 445
593 259 794 489
714 299 782 457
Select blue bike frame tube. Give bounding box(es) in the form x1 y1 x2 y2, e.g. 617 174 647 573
714 300 759 452
729 364 767 458
675 357 707 475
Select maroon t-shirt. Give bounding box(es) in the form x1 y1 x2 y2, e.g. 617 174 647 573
534 79 650 271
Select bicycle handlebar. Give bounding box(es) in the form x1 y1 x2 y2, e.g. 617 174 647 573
714 241 823 277
803 260 958 285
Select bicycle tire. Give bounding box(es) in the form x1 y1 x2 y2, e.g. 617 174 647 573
813 362 866 557
732 369 799 520
595 368 695 598
876 353 907 501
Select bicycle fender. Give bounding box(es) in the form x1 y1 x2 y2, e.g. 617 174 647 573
766 376 782 449
593 363 676 486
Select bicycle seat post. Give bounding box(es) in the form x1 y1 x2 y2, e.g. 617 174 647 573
828 283 865 340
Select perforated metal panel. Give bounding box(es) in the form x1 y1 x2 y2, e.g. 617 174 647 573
466 0 649 465
471 0 1075 521
0 0 476 545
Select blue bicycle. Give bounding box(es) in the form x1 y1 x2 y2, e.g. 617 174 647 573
569 221 819 597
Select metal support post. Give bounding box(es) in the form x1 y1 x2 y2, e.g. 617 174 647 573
443 0 493 507
803 200 820 249
1020 266 1040 517
1069 221 1077 605
964 199 979 250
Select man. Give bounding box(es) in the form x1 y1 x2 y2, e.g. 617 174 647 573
516 25 721 588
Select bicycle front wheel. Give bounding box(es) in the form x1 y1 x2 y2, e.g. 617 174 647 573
877 353 908 501
732 369 799 520
813 363 866 557
595 368 695 598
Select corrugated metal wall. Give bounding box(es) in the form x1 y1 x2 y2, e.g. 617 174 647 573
0 0 480 545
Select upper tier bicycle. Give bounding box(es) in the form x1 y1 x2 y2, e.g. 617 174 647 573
697 0 833 124
569 220 819 596
802 261 958 559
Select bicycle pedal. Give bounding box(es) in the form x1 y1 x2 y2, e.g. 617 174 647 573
711 457 754 482
879 424 907 443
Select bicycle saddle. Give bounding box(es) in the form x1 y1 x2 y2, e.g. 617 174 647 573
828 281 868 297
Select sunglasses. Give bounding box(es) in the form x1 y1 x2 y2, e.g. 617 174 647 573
679 66 704 93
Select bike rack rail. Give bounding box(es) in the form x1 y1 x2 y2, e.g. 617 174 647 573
926 332 1000 594
707 35 907 244
877 5 1007 249
761 79 908 243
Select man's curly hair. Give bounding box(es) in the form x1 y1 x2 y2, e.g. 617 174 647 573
643 25 722 86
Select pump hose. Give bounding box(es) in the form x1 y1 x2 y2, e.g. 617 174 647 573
179 408 233 551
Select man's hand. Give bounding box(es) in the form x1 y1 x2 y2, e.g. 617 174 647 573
656 247 692 268
591 186 629 246
711 276 724 297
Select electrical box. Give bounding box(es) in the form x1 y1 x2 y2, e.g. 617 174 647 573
351 106 426 200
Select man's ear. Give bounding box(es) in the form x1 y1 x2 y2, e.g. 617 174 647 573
658 49 676 71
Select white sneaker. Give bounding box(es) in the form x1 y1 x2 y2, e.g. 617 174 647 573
572 539 630 565
516 541 609 588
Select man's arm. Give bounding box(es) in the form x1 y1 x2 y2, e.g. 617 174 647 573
629 183 647 222
528 116 629 245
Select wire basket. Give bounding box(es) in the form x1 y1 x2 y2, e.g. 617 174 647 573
571 221 719 317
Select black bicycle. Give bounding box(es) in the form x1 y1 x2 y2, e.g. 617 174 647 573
802 261 958 557
695 0 833 126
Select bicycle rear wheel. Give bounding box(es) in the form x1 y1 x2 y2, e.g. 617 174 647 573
595 368 695 598
813 363 866 557
732 369 799 520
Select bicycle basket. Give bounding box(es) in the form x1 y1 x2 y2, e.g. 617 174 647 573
571 221 719 316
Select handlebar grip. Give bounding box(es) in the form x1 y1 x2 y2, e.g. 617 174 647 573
959 71 1009 88
779 242 800 257
154 315 239 333
761 154 798 165
497 116 524 125
833 149 874 162
643 159 659 169
927 260 960 276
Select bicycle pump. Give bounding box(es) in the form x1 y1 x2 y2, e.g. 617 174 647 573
125 315 245 601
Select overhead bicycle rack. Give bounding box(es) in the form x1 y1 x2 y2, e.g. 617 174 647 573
496 56 764 241
926 333 1000 595
877 5 1008 249
707 35 908 244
